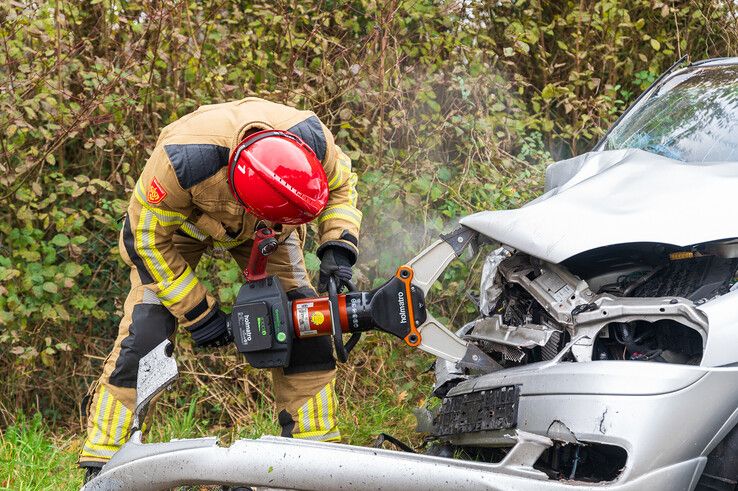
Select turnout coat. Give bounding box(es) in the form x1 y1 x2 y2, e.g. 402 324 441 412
121 97 361 329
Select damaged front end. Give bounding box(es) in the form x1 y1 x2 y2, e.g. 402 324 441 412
427 144 738 487
467 245 732 367
429 239 738 485
422 152 738 489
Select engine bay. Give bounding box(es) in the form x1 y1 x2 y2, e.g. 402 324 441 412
465 241 738 369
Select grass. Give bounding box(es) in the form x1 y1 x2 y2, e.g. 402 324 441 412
0 336 436 490
1 414 81 490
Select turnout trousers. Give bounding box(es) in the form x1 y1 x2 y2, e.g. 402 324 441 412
79 230 339 465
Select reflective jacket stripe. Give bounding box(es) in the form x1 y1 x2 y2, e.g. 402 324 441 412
180 221 208 241
318 204 363 228
125 175 211 326
158 266 199 307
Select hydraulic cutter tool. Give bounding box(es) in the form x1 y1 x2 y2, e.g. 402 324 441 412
230 227 498 372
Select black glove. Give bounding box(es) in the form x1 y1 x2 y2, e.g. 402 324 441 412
187 308 233 348
318 245 354 293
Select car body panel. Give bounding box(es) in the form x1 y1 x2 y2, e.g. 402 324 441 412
448 362 738 483
82 432 707 491
699 289 738 367
451 360 707 396
460 149 738 264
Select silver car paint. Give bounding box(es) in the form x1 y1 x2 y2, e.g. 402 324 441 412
447 360 738 484
699 289 738 367
82 432 707 490
455 146 738 487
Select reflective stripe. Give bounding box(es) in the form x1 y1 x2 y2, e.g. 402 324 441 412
347 172 358 207
91 386 111 444
81 385 133 460
81 443 118 459
325 147 359 223
180 221 208 241
132 183 200 305
294 380 340 442
142 288 161 305
133 206 199 308
147 221 174 280
328 164 344 191
122 215 154 284
328 147 356 200
113 402 133 444
158 266 199 307
213 237 247 250
298 389 312 433
294 429 341 442
101 394 117 445
318 204 362 228
105 400 121 445
132 179 185 284
336 147 352 172
136 210 165 282
311 396 321 434
319 386 330 431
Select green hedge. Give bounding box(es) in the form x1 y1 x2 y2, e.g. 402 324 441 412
0 0 734 428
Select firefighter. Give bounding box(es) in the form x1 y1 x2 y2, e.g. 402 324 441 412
79 98 361 480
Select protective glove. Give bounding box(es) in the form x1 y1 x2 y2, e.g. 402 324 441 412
187 307 233 348
317 245 354 293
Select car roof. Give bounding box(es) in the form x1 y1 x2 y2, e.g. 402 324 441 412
690 57 738 67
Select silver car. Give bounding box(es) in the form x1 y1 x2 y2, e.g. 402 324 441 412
433 56 738 490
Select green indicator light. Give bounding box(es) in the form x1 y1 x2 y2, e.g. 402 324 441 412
273 308 281 326
276 332 287 342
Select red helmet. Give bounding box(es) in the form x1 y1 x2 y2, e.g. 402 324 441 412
228 130 329 224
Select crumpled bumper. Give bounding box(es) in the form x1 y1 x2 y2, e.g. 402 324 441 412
83 429 705 491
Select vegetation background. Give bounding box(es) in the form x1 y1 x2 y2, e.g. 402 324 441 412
1 0 737 487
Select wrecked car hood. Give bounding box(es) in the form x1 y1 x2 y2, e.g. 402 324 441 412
460 149 738 263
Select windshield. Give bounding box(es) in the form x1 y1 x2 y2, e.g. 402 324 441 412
601 65 738 162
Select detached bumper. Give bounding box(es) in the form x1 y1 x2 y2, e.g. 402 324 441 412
83 432 704 491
